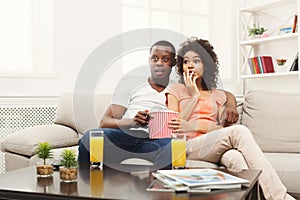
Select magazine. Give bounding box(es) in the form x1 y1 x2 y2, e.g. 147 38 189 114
147 180 212 193
156 168 249 188
152 172 187 191
148 173 210 193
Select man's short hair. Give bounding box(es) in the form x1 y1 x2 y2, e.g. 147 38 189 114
150 40 176 56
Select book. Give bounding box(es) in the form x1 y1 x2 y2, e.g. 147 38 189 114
260 56 275 73
247 58 254 74
252 57 261 74
289 52 298 71
146 179 177 192
257 56 264 73
156 168 249 188
251 58 257 74
292 15 298 33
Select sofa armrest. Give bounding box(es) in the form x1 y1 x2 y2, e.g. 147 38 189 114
0 124 79 157
236 99 244 124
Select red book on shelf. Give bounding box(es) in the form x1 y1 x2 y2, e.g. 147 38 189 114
261 56 275 73
253 57 261 74
257 57 264 73
250 58 257 74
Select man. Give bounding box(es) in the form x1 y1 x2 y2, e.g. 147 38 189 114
78 40 238 169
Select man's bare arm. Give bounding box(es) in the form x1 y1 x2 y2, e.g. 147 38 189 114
223 90 239 125
99 104 149 129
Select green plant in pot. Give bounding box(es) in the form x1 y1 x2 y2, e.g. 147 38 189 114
36 142 54 177
59 149 78 182
248 23 268 38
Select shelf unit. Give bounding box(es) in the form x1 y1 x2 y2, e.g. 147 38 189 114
240 33 297 45
238 0 299 80
241 71 298 79
240 0 296 12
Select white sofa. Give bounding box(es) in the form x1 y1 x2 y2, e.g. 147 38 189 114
0 93 113 172
240 90 300 197
0 93 216 172
1 90 300 197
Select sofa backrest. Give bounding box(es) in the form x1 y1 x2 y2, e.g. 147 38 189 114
242 90 300 153
54 93 112 136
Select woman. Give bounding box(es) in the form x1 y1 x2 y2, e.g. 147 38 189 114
166 37 294 200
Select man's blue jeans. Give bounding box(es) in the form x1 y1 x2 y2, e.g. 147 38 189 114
78 128 171 169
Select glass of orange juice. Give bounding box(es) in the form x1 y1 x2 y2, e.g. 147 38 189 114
89 130 104 169
171 133 186 169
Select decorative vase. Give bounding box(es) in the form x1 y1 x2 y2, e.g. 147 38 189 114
36 160 54 177
59 166 78 182
250 34 262 39
276 58 288 72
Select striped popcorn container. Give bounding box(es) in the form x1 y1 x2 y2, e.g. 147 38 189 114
148 110 179 139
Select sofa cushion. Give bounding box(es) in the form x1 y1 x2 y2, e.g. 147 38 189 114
4 152 30 172
236 99 244 124
54 93 112 135
54 93 77 132
242 90 300 153
264 152 300 194
0 124 78 156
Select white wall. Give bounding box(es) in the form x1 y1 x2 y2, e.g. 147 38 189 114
0 0 298 98
209 0 242 95
0 0 244 98
0 0 122 97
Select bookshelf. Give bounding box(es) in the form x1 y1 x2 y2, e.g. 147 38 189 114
238 0 299 80
239 0 296 12
240 33 297 45
241 71 299 79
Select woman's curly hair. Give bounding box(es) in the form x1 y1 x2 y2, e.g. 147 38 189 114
176 37 219 90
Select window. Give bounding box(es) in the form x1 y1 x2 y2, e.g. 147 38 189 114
0 0 53 77
121 0 209 75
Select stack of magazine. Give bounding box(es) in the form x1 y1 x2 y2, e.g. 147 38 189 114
147 168 249 193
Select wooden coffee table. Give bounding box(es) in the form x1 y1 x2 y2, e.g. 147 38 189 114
0 163 261 200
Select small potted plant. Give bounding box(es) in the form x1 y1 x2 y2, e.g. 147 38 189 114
59 149 78 182
248 23 268 39
36 142 54 177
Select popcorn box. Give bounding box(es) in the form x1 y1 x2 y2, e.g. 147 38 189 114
148 111 179 139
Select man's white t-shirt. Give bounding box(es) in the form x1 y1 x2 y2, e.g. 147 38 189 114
112 75 172 132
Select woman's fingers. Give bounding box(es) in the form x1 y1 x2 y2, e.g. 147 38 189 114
185 70 194 83
172 129 183 133
169 117 181 123
192 74 198 84
168 117 181 130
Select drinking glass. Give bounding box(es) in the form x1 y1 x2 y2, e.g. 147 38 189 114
171 133 186 169
89 130 104 169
